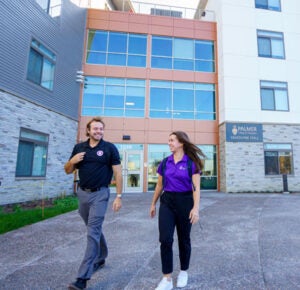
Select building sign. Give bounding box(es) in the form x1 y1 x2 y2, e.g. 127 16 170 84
226 123 263 142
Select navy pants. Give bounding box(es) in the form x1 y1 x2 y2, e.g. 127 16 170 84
76 187 109 280
159 191 194 274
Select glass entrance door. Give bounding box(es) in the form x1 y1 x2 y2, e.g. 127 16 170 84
122 150 143 192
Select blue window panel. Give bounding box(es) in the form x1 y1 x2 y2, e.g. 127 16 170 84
258 37 272 57
105 86 124 107
261 88 275 110
151 80 172 88
107 53 126 66
173 89 194 110
275 90 288 110
128 34 147 54
88 30 108 51
174 59 194 71
16 141 33 176
195 91 215 112
128 55 146 67
173 111 194 119
152 37 172 56
150 88 172 110
125 96 145 109
104 108 124 116
86 52 106 64
84 76 104 84
83 93 103 107
108 32 127 53
151 56 172 69
195 60 215 72
82 107 103 116
149 111 172 119
272 38 285 58
41 58 54 90
173 38 193 59
106 78 125 85
127 79 145 86
195 113 215 120
195 40 214 60
27 49 43 85
125 110 144 117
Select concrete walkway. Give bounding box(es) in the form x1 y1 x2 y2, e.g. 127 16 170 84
1 192 300 290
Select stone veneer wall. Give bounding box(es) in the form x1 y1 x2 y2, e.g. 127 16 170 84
219 123 300 193
0 91 78 205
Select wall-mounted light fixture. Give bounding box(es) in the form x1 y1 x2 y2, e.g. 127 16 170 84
76 70 85 83
122 135 131 140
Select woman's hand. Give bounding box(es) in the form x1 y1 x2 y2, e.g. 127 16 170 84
189 207 199 224
150 204 156 218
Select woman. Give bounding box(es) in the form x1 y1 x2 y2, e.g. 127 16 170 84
150 131 205 290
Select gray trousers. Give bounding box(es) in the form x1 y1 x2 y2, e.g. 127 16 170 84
76 187 110 280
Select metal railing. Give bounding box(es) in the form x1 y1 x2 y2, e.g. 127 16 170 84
72 0 215 21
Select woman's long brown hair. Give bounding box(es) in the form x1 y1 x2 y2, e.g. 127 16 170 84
170 131 206 171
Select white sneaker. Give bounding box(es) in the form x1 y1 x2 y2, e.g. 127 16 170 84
177 270 188 288
155 277 173 290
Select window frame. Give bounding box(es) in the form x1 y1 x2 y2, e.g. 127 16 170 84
257 29 285 59
151 36 215 72
86 30 147 68
264 143 293 176
260 80 289 111
255 0 281 12
82 77 146 118
16 128 49 178
27 39 56 91
149 80 216 120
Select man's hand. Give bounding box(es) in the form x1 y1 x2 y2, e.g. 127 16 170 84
112 197 122 212
71 152 86 164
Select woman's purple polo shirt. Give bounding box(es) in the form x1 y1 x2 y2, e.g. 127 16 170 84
157 154 200 192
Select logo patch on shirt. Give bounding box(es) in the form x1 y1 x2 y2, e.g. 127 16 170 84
97 150 104 156
179 165 187 171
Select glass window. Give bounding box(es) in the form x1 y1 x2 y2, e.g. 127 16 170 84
150 81 215 120
82 77 145 118
264 143 293 175
151 36 215 72
257 30 285 59
147 144 217 191
16 128 49 177
86 30 147 67
27 39 56 90
35 0 61 18
255 0 281 11
260 81 288 111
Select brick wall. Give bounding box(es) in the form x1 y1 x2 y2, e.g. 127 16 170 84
219 123 300 193
0 91 78 205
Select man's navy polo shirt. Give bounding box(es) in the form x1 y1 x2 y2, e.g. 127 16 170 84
157 154 200 192
69 139 121 189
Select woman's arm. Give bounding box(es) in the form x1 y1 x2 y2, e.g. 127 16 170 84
189 173 201 224
150 175 163 218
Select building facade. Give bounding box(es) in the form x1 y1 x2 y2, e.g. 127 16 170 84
76 5 219 194
0 0 86 204
204 0 300 192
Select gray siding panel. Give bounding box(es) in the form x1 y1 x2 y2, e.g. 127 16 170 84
0 0 86 119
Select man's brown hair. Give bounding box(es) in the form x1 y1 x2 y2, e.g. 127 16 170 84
86 117 105 137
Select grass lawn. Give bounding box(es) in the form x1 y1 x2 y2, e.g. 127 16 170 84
0 196 78 235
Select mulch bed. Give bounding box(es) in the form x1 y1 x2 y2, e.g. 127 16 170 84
1 198 55 213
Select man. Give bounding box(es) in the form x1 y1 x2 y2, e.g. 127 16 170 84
64 117 123 290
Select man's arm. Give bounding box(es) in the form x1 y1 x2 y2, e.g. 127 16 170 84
112 164 123 212
112 164 123 195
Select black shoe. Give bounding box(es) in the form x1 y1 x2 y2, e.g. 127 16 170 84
68 278 87 290
93 259 105 273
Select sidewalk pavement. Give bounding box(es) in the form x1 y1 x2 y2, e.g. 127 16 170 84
1 191 300 290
